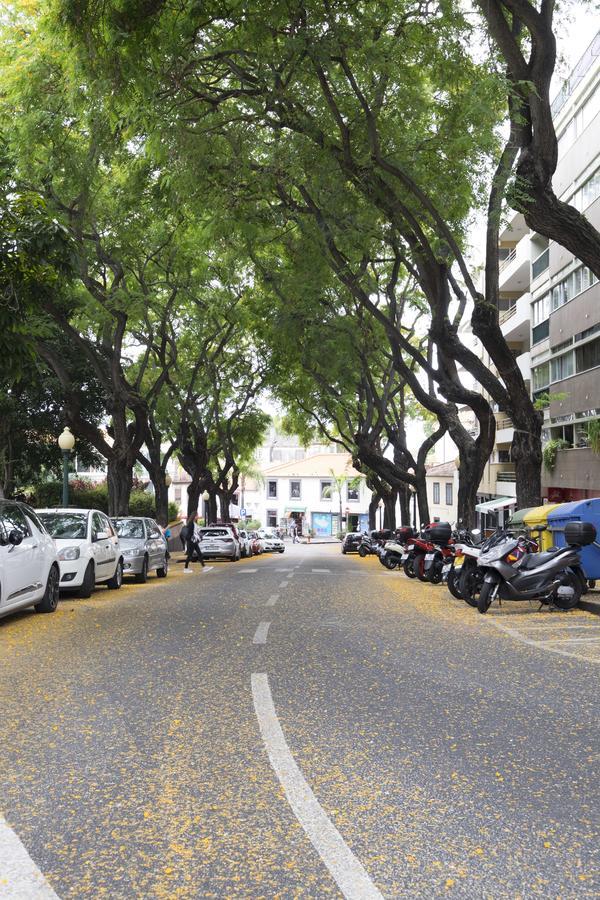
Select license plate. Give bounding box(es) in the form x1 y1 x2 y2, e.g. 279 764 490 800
425 553 435 561
406 545 414 551
401 553 408 561
442 563 452 574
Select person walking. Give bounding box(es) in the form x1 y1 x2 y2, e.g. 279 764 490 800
183 513 206 571
290 522 297 544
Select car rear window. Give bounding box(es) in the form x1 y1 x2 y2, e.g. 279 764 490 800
113 519 145 539
199 528 231 537
38 512 87 539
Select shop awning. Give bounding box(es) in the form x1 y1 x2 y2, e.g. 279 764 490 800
476 496 517 513
284 506 306 513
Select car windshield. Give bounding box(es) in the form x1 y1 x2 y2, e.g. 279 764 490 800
200 528 230 537
113 519 145 539
38 512 87 540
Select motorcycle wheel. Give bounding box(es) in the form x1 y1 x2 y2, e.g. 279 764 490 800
446 568 464 600
477 581 496 614
383 554 398 570
553 571 583 610
458 566 481 608
358 545 368 558
403 556 416 578
427 555 444 585
413 553 428 582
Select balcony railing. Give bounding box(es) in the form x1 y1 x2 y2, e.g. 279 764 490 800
496 416 514 431
499 248 517 272
499 305 517 324
551 31 600 117
497 470 516 483
531 247 549 279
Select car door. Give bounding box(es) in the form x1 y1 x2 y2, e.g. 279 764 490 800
146 520 164 569
0 503 44 609
91 512 111 579
100 514 120 577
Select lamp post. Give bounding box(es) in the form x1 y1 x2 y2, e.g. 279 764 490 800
202 489 210 526
57 427 75 507
378 498 384 530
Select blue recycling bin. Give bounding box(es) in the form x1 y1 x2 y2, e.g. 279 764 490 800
548 499 600 580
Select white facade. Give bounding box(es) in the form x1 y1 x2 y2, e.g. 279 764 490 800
425 462 459 526
241 453 370 536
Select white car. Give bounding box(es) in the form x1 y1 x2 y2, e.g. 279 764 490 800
37 508 124 597
0 501 61 619
258 530 285 553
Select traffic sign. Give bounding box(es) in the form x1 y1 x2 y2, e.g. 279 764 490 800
240 508 246 517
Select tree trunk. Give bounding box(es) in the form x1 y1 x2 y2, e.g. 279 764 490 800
154 479 169 526
415 481 429 528
456 446 485 529
511 426 543 509
398 485 410 526
107 456 133 516
208 493 218 523
219 490 230 522
383 492 397 530
187 478 201 517
368 492 379 530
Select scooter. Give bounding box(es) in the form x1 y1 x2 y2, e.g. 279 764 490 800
443 528 482 602
379 527 414 570
476 521 595 614
359 530 389 558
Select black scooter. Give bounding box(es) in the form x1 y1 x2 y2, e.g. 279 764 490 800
476 521 594 614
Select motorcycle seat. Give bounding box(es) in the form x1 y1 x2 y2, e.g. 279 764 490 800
518 547 563 569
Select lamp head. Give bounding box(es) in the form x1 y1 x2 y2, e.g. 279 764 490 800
58 427 75 452
202 490 210 502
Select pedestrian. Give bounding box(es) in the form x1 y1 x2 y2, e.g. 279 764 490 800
183 513 206 571
290 522 297 544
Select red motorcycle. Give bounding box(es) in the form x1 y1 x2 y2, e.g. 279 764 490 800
403 523 453 581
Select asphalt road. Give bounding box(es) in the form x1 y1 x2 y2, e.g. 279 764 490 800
0 543 598 898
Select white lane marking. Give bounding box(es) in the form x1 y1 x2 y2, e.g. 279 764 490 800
518 623 600 631
0 814 61 898
253 622 271 644
279 581 289 588
540 637 600 644
238 568 258 573
276 568 294 572
311 568 331 573
251 674 383 900
202 566 213 573
266 594 279 607
485 619 600 664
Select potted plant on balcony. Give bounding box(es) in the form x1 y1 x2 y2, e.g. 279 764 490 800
542 438 570 472
587 419 600 455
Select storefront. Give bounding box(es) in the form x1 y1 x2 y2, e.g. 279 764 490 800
311 512 340 536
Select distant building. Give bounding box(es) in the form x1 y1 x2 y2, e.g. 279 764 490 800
425 461 458 525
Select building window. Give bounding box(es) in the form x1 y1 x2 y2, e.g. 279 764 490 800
445 483 453 506
550 351 574 382
346 483 359 502
290 480 301 499
267 509 277 528
433 482 440 504
532 362 550 391
267 480 277 498
576 336 600 374
320 480 332 500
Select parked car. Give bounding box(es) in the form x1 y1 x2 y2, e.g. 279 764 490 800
258 530 285 553
111 517 169 582
249 531 265 555
0 500 61 619
197 525 241 561
237 529 253 558
37 508 124 597
341 530 366 554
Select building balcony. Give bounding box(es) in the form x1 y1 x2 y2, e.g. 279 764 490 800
516 350 531 383
478 462 516 496
542 447 600 493
495 416 514 445
500 291 531 344
499 235 531 293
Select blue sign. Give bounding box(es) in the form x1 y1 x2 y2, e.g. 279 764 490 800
240 508 246 517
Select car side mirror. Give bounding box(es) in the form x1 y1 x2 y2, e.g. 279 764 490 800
8 529 23 547
95 530 109 541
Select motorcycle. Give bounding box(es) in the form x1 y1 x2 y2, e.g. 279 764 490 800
413 522 452 582
380 527 414 570
443 528 482 602
476 521 595 614
360 529 390 559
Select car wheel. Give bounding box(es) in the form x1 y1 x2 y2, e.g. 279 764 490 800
107 559 123 590
279 548 285 553
341 547 347 554
35 565 60 614
79 561 95 598
157 557 169 578
135 556 149 584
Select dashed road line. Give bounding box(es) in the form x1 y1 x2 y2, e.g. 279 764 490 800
251 674 383 900
310 568 331 574
237 568 258 573
253 622 271 644
0 814 60 898
266 594 279 607
279 580 289 588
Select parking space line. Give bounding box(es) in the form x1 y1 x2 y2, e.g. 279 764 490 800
539 637 600 644
253 622 271 644
485 618 600 663
311 568 331 573
251 674 383 900
0 814 60 898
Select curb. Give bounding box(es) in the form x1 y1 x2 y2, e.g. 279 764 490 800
578 595 600 616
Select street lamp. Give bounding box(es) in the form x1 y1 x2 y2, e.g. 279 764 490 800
57 427 75 507
202 489 210 525
378 498 384 530
165 473 172 488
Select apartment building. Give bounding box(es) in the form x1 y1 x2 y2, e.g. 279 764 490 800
491 31 600 506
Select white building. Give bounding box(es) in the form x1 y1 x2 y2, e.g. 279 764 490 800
241 453 370 536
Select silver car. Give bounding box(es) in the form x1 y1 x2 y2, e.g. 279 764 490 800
197 526 240 561
111 517 169 582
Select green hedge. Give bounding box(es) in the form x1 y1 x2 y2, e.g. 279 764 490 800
30 480 178 520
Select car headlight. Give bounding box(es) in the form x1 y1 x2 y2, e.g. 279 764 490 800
58 546 80 561
123 548 145 558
